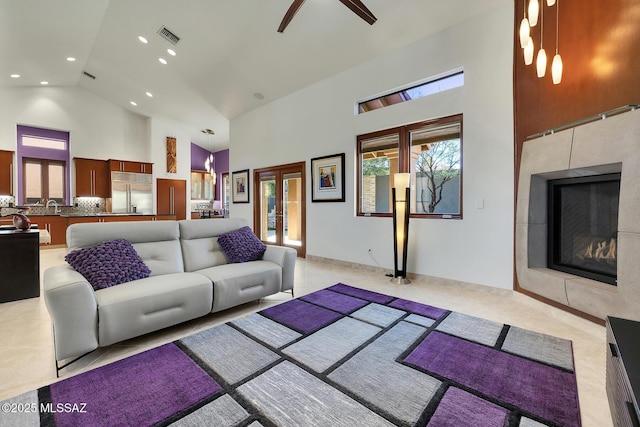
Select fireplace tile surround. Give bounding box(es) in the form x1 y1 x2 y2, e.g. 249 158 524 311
516 109 640 322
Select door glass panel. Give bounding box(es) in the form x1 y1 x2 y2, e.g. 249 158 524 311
283 172 302 247
260 176 276 242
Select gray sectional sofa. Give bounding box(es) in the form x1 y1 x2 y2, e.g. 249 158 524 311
43 218 296 372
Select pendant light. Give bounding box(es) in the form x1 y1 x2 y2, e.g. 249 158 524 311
551 0 563 84
528 0 539 27
547 0 556 5
524 36 534 65
202 128 216 185
519 0 530 48
536 3 546 77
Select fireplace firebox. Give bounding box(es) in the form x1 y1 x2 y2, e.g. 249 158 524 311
547 173 621 285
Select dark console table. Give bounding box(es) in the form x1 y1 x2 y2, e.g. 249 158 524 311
0 228 40 303
607 316 640 427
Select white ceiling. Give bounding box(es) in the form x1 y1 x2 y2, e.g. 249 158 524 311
1 0 505 148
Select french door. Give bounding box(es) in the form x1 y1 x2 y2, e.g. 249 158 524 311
254 162 305 258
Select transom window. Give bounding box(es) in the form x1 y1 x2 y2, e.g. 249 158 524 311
357 114 462 218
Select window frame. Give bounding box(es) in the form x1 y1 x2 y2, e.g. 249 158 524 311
22 157 67 204
357 114 463 219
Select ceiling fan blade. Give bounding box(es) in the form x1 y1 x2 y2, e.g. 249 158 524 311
337 0 377 25
278 0 307 33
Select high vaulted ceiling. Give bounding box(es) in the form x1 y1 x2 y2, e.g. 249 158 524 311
1 0 505 148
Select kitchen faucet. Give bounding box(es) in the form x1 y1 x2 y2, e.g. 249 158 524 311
46 199 61 214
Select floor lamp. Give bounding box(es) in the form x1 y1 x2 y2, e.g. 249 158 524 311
391 173 411 284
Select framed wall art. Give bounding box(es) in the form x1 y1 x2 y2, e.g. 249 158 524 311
232 169 250 203
311 153 345 202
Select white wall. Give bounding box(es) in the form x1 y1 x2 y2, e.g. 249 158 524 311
230 1 515 289
0 86 149 160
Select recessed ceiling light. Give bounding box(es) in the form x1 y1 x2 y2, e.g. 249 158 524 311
145 92 153 98
158 58 167 65
10 74 20 78
40 81 49 85
254 92 265 100
138 36 148 44
130 101 138 106
66 57 76 62
167 49 176 56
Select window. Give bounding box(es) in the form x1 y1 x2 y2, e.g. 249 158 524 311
23 158 66 204
358 71 464 114
17 125 70 205
357 114 462 218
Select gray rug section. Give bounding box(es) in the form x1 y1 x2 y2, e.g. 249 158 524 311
180 324 279 384
232 313 302 349
502 326 575 371
405 313 436 328
0 390 39 427
283 317 380 373
436 311 504 346
170 394 249 427
351 303 405 327
519 417 549 427
237 361 395 427
329 321 442 425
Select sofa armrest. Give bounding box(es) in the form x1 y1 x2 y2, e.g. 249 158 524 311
43 265 99 361
263 245 297 292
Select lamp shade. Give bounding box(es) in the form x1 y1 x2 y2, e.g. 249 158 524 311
524 36 534 65
536 48 547 77
528 0 539 26
552 53 563 84
519 18 530 48
547 0 556 5
393 173 411 190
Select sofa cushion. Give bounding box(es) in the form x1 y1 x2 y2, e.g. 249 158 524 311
65 239 151 291
217 226 266 263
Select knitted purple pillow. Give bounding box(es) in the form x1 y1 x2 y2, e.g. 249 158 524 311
65 239 151 291
217 226 267 263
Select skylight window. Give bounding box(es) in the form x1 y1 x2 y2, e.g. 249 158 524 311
358 71 464 114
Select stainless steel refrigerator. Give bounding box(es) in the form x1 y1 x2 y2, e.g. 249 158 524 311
111 171 153 214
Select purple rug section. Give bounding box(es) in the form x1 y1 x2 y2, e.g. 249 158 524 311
427 387 508 427
300 289 369 314
260 298 342 333
405 331 580 427
49 343 221 426
328 283 395 304
388 298 448 320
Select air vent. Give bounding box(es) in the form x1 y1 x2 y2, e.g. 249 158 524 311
82 70 96 80
157 26 180 45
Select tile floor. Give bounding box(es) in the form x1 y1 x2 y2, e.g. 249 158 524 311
0 247 611 426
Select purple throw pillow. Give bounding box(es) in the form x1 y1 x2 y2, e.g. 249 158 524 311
217 226 267 263
65 239 151 291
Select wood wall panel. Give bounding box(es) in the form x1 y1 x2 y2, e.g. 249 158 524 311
514 0 640 171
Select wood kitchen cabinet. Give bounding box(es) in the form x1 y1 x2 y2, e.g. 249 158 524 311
0 150 14 196
74 158 110 197
157 179 186 220
36 215 67 246
109 159 153 174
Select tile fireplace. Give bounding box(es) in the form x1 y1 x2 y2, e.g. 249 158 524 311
516 108 640 321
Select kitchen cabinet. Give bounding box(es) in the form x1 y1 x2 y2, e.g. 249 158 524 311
0 229 39 303
109 159 153 174
0 150 14 196
37 215 67 246
157 179 187 220
74 158 109 197
190 170 214 200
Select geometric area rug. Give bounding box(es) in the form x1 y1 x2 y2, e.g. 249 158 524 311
0 283 581 427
